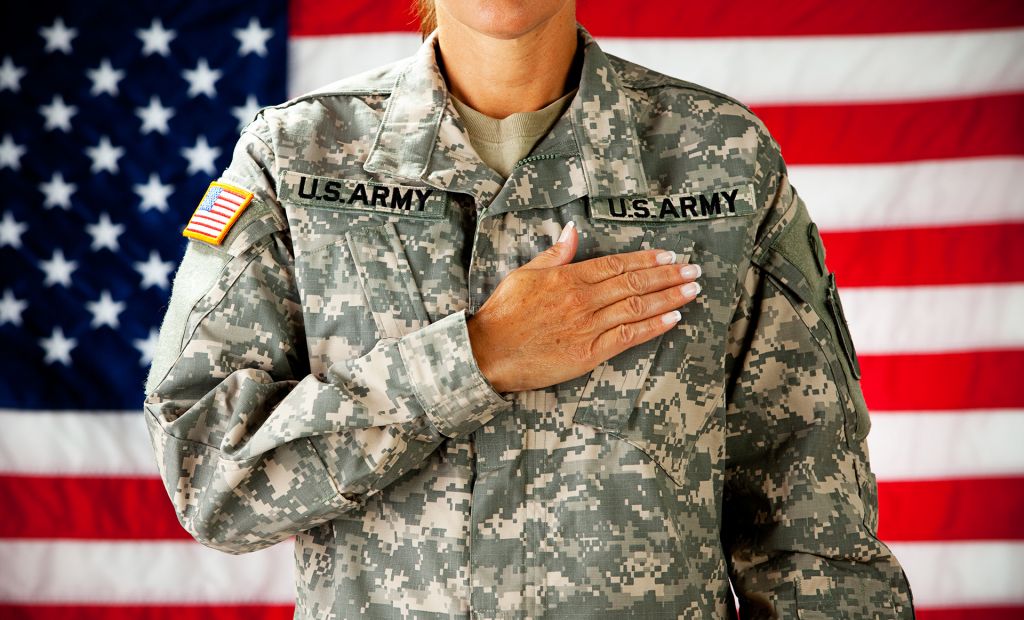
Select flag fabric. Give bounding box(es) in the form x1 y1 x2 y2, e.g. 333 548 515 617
1 1 1022 618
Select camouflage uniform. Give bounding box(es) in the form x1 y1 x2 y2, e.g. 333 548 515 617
144 23 915 619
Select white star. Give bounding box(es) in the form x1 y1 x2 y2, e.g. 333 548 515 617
0 57 26 92
40 250 76 287
137 18 175 57
134 250 175 289
40 95 77 132
134 173 172 212
0 290 28 326
40 172 76 210
233 18 273 57
0 212 27 248
86 213 124 251
39 17 77 54
231 94 262 131
40 327 76 365
136 96 174 134
0 134 26 170
134 328 159 366
85 136 124 174
182 136 221 176
182 58 221 98
86 59 124 96
86 290 125 329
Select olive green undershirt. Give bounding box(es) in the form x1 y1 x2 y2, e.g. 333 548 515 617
449 88 578 178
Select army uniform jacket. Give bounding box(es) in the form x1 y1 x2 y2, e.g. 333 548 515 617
144 23 914 620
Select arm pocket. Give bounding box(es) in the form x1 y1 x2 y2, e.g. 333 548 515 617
752 197 871 445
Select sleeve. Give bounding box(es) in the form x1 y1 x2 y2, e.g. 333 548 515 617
720 142 915 618
142 113 514 554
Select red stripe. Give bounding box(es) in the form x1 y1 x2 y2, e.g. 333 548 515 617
822 223 1024 287
190 215 227 231
753 94 1024 165
0 605 294 620
877 477 1024 541
5 606 1018 620
917 608 1024 620
205 207 234 220
0 475 190 540
860 350 1024 411
289 0 1024 37
217 192 243 205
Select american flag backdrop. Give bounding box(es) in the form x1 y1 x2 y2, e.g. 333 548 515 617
1 1 1022 618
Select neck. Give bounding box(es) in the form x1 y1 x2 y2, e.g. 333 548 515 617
435 4 578 119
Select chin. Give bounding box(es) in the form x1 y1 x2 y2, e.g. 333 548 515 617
439 0 574 40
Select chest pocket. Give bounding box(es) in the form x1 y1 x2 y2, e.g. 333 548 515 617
345 221 431 339
572 227 715 487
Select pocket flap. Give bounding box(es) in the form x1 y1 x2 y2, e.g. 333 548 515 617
345 221 431 339
572 228 695 430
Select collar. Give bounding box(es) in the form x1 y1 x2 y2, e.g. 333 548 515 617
363 23 650 205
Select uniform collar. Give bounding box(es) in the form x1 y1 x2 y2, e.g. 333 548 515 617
363 23 650 205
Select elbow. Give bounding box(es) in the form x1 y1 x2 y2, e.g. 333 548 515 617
178 509 280 555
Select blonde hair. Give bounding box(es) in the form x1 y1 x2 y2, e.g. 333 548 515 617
415 0 436 39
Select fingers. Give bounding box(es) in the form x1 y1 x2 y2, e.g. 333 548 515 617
591 265 701 333
571 247 678 283
587 260 702 310
590 305 688 363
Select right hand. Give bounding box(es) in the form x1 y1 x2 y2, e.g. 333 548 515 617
466 221 702 394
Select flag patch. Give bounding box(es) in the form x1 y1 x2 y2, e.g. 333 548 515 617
182 182 254 245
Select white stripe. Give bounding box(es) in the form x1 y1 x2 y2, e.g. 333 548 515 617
211 200 239 213
186 220 222 236
0 538 1016 608
888 541 1024 608
0 540 295 603
5 403 1024 481
791 158 1024 232
288 29 1024 104
0 410 157 476
868 410 1024 481
193 213 230 227
839 284 1024 354
198 210 231 224
218 192 243 205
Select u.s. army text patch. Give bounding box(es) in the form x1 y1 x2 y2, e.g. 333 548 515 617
280 171 447 220
589 183 756 224
182 182 254 245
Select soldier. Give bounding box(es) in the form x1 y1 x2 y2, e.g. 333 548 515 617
143 0 915 617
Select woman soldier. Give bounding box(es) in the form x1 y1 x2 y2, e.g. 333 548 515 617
144 0 914 617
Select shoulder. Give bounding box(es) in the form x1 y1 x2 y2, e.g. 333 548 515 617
252 56 409 131
609 52 777 152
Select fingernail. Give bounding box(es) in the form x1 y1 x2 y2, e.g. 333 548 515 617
558 220 575 243
655 250 676 265
681 282 701 298
679 264 701 279
661 310 682 324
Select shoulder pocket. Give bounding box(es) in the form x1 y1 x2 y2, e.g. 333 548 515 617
752 197 870 443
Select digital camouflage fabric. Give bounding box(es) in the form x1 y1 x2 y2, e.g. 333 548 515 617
143 23 914 619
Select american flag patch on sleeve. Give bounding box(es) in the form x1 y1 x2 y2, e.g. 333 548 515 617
182 182 254 245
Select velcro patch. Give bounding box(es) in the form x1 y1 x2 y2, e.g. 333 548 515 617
589 183 756 224
279 171 446 220
183 182 254 245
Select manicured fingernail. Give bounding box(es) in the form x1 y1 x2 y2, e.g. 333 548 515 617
558 220 575 243
655 250 676 265
681 282 701 298
679 264 701 279
661 310 682 324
